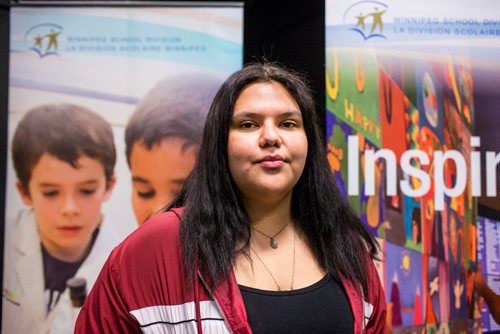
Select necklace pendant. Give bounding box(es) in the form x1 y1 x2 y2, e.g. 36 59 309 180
270 238 278 249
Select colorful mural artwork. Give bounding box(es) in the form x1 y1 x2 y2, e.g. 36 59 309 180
326 0 500 332
326 47 485 331
476 216 500 332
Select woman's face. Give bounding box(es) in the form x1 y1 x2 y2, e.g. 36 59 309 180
227 81 308 203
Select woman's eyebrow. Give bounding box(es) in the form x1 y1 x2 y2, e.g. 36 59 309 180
232 110 301 120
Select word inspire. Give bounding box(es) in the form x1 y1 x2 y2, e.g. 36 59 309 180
347 136 499 211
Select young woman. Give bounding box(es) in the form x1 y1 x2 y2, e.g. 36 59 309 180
75 63 386 333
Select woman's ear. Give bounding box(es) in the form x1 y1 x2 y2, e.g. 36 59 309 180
16 180 33 206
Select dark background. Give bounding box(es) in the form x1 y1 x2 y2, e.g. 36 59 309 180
0 0 9 323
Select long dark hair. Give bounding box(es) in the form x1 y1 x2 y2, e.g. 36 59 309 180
171 62 378 295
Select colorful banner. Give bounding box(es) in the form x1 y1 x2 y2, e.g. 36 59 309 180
3 6 242 333
326 0 500 332
477 216 500 332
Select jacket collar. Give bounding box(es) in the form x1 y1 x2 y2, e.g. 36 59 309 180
198 269 251 334
339 274 364 333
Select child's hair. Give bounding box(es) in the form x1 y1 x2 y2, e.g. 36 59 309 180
124 74 222 166
12 103 116 192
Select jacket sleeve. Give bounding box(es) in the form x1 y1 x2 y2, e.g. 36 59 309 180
365 258 387 333
74 248 141 333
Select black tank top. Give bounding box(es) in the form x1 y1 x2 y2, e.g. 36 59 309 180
239 274 354 333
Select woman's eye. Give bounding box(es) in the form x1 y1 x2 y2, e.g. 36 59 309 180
138 190 155 199
42 191 58 198
240 122 257 129
281 121 297 128
80 189 97 196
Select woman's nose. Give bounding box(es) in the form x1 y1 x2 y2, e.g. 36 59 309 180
259 124 281 148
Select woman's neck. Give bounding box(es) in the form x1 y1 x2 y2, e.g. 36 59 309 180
244 193 293 233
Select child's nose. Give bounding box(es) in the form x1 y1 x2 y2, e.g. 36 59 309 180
61 195 79 216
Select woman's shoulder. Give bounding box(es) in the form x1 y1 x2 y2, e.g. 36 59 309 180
141 207 184 234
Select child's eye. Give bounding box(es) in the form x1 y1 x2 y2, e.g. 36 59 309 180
42 190 59 198
80 189 97 196
137 190 155 199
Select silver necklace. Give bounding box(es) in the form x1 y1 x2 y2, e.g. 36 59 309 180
250 221 289 249
250 230 296 291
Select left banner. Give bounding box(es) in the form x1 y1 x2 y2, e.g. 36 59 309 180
3 6 242 333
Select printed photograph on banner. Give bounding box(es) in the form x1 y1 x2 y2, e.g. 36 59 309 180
435 209 447 261
419 126 441 256
437 56 475 132
404 104 420 152
438 260 450 325
465 266 481 323
359 135 385 236
403 195 422 252
448 319 467 334
466 221 477 266
447 208 467 320
382 163 406 246
392 325 426 334
326 113 384 236
379 68 409 161
476 216 500 277
446 117 472 220
385 242 424 329
125 73 224 226
325 0 500 329
378 67 410 245
3 6 242 334
456 121 476 267
444 113 477 278
326 47 382 147
467 318 483 334
480 275 500 332
376 54 418 107
476 216 500 332
374 237 386 291
326 112 353 199
423 255 440 325
415 61 444 142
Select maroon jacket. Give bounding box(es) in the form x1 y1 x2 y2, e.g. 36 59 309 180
75 208 386 333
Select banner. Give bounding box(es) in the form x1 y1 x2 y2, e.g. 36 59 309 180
326 0 499 332
3 6 242 333
476 216 500 332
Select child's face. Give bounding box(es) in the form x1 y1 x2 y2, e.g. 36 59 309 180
130 138 197 225
17 154 114 262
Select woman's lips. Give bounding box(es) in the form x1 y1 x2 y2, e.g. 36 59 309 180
260 160 285 168
258 155 285 168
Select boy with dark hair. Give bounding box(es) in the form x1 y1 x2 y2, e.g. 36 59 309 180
125 74 222 224
2 103 121 333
